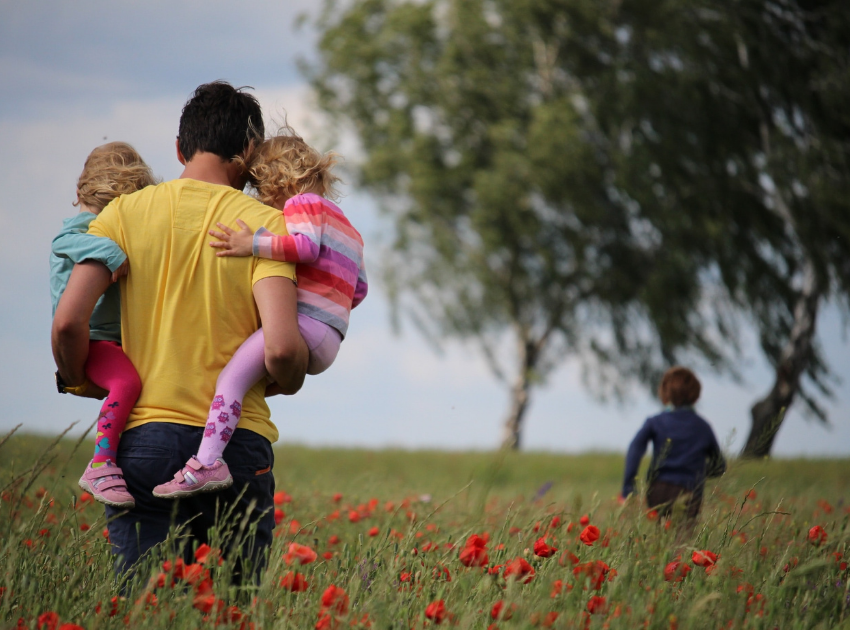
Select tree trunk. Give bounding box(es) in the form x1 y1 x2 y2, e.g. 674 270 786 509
500 338 537 450
742 262 822 458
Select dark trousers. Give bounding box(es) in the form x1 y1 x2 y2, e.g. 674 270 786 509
104 423 275 584
646 480 703 520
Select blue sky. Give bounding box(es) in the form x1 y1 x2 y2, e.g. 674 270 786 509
1 0 848 457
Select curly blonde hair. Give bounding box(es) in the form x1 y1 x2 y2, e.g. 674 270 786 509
245 130 341 206
75 142 157 212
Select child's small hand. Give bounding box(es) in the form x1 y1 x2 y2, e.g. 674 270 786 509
111 259 129 283
209 220 254 257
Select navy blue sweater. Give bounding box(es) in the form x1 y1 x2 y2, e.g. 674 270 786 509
622 407 726 497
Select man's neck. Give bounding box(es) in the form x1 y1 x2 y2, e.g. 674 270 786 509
180 152 245 189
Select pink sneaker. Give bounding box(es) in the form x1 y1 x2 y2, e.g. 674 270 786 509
152 456 233 499
79 460 135 509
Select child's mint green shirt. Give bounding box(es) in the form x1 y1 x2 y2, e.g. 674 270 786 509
50 211 127 343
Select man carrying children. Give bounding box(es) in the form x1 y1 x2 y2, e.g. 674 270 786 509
51 81 308 581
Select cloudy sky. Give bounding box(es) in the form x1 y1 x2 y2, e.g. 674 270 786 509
2 0 848 457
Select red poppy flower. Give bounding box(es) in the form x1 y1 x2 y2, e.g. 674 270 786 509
348 510 360 523
692 550 718 567
558 551 580 566
274 508 285 525
459 534 489 567
368 526 380 537
586 596 608 614
807 525 827 546
572 560 611 590
333 492 343 502
539 611 559 627
425 600 447 624
817 499 834 514
37 612 59 630
58 625 84 630
284 543 318 565
192 580 217 614
579 514 590 526
274 491 292 505
490 600 516 620
321 585 350 615
315 612 337 630
280 571 309 592
533 538 558 558
663 561 691 582
432 565 452 582
579 525 600 546
550 579 566 597
181 563 208 585
503 558 535 583
194 544 215 565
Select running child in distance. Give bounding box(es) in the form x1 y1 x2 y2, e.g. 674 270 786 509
51 142 157 508
620 366 726 521
153 130 368 498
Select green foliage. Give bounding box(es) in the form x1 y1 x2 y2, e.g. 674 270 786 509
309 0 715 396
307 0 850 444
2 433 850 628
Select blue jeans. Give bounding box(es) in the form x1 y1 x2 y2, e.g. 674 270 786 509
105 423 275 584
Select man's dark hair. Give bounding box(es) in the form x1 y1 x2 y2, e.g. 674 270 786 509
178 81 264 162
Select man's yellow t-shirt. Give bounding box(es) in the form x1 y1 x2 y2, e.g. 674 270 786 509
88 179 295 444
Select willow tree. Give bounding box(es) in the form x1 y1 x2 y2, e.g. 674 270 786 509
593 0 850 456
307 0 734 448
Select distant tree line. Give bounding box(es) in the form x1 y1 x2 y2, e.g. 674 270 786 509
307 0 850 454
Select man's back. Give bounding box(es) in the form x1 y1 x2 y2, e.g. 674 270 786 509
88 178 295 442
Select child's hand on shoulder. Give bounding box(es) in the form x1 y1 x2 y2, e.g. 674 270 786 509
209 219 254 257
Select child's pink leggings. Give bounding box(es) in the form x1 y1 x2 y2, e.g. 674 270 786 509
196 315 341 466
85 340 142 466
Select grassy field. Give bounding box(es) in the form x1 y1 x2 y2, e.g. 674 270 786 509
1 430 849 629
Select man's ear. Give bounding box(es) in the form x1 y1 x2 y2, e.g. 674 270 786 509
176 138 187 165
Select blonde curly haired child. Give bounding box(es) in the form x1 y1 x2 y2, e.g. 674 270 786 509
153 130 368 498
51 142 157 508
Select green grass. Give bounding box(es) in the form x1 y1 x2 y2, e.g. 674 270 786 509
1 431 849 629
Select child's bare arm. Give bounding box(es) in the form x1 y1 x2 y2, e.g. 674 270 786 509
209 220 255 257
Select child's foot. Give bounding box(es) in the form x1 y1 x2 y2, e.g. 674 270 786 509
152 456 233 499
79 460 135 509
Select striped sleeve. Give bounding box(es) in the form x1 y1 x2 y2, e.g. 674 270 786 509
253 228 321 263
352 262 368 308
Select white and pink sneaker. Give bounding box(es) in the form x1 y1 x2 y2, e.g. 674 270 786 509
152 456 233 499
79 459 135 509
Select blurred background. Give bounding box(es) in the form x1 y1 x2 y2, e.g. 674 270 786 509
2 0 848 457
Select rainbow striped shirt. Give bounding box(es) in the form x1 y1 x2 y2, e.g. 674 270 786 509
252 193 367 337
